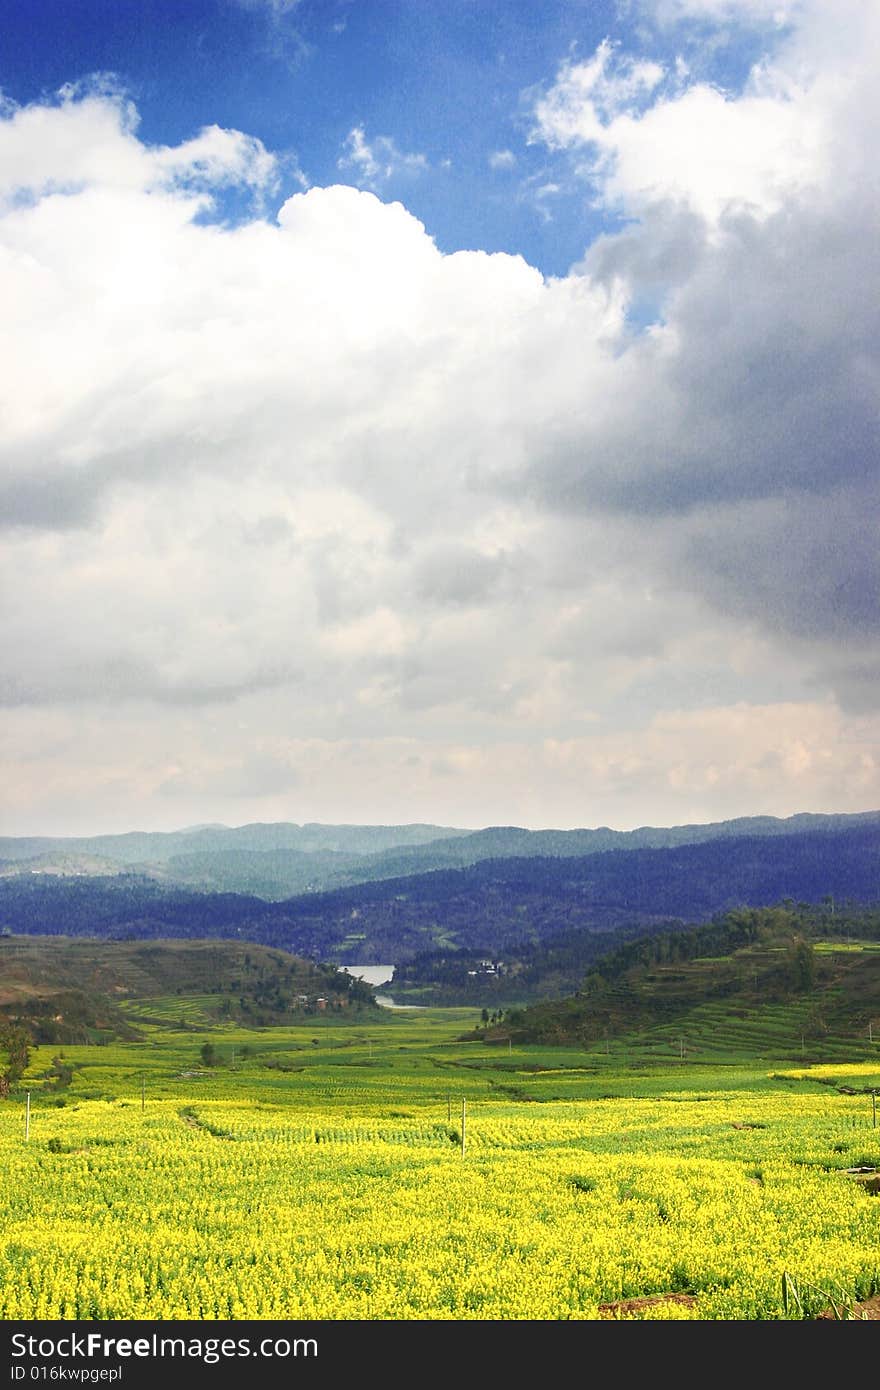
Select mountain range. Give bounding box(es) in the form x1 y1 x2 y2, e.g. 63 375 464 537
2 809 879 899
1 815 878 1000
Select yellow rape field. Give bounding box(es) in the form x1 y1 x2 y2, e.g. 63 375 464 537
1 1024 878 1321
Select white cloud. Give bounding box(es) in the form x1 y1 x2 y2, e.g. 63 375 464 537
533 40 665 148
647 0 801 25
3 698 877 835
1 0 879 833
0 83 279 207
531 33 830 224
337 125 428 189
488 149 517 169
235 0 302 12
152 125 280 194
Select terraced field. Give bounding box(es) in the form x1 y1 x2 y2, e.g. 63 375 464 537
2 1008 878 1320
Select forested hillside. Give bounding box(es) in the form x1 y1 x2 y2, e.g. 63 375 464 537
2 810 877 898
493 903 880 1046
1 827 877 985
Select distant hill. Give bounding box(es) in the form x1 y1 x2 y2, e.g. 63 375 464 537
2 826 878 982
0 936 378 1044
266 824 880 965
0 819 469 867
490 903 880 1052
1 810 879 898
353 809 880 871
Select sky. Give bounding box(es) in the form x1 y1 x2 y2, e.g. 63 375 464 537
1 0 878 837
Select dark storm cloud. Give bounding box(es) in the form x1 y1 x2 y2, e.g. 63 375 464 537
523 188 880 663
680 487 880 644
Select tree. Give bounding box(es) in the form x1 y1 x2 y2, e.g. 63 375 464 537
787 937 816 993
200 1042 217 1067
0 1025 30 1094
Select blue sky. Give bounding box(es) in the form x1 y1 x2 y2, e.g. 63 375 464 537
3 0 768 272
1 0 878 835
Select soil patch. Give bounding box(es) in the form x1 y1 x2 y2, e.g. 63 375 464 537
816 1294 880 1321
599 1293 697 1319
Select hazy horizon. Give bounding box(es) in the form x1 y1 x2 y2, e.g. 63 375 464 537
5 804 880 845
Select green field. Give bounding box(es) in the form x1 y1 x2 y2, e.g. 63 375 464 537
2 1003 879 1321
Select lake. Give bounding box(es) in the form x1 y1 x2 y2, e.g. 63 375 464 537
339 964 394 987
340 964 425 1009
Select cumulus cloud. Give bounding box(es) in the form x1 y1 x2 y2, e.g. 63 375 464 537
521 0 880 668
531 38 827 224
1 0 878 832
0 81 279 205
